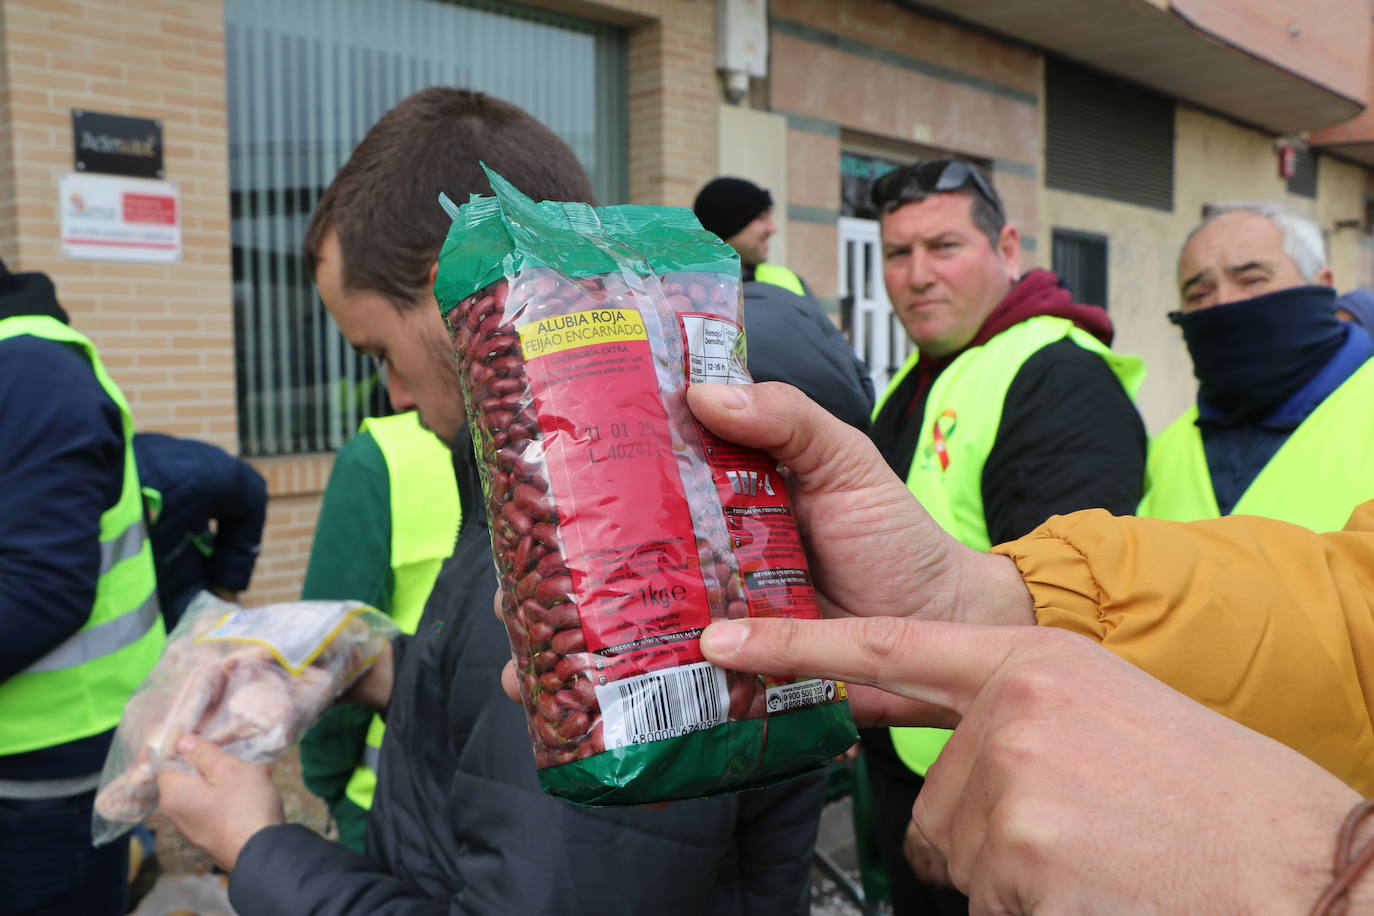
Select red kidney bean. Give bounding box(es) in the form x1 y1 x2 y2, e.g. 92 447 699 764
555 710 590 741
537 691 564 723
500 503 533 537
530 523 560 549
543 601 579 631
726 672 758 721
535 551 568 581
534 575 572 606
550 628 585 656
587 718 606 755
555 653 597 683
527 620 554 649
553 689 583 711
572 677 597 709
513 483 554 520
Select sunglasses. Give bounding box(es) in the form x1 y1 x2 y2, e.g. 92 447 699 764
871 158 1004 221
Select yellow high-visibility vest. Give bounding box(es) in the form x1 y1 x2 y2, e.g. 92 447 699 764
874 316 1143 775
1139 358 1374 532
0 316 165 756
343 412 460 811
752 263 806 296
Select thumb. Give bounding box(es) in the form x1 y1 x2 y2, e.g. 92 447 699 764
686 382 903 495
176 735 236 779
700 616 1024 717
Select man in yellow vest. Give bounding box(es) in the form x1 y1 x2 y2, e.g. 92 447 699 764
1140 201 1374 531
298 405 459 854
861 159 1147 914
693 176 808 295
0 261 165 914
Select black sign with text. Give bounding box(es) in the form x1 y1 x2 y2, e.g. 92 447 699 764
72 110 163 178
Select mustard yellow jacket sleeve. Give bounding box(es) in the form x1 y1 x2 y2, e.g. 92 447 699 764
991 502 1374 796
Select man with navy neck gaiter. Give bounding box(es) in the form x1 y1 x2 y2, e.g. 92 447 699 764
1140 201 1374 530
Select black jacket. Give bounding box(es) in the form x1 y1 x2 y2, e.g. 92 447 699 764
743 281 874 430
228 430 826 916
133 433 267 625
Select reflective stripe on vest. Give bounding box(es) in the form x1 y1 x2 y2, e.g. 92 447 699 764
23 590 159 674
0 316 165 755
1139 357 1374 531
752 263 806 296
344 412 460 811
875 316 1144 775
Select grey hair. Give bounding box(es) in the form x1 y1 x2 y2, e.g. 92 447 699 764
1187 201 1327 280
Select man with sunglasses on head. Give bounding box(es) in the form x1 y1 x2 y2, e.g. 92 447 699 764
860 158 1147 914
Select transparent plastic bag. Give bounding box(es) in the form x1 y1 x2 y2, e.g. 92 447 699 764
92 593 396 845
434 167 857 805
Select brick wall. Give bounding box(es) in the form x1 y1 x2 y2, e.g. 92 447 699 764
0 0 236 448
0 0 723 609
769 0 1046 295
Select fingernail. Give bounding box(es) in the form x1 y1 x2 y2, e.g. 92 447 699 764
709 383 751 411
701 620 749 656
176 735 196 754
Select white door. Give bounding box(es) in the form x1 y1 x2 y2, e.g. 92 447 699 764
838 216 912 395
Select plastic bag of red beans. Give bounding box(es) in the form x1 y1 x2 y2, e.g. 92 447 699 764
434 168 856 805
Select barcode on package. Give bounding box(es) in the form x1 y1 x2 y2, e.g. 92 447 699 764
596 662 729 749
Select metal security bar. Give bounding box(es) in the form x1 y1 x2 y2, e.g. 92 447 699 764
226 0 627 455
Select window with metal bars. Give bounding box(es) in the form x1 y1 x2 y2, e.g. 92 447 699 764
1045 57 1175 212
1286 146 1319 199
1051 229 1109 310
225 0 627 455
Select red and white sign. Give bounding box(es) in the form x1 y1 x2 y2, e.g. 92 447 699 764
60 173 181 263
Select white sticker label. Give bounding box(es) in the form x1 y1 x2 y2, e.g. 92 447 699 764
681 315 750 385
196 602 358 673
765 678 836 714
595 661 729 749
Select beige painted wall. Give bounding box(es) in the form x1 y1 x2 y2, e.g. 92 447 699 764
1044 104 1371 433
717 104 790 264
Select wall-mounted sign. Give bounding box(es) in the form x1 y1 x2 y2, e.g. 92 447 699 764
72 109 163 179
60 173 181 263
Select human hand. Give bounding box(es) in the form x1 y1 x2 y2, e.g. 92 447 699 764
340 638 394 710
686 383 1032 627
903 818 950 887
700 615 1365 913
156 735 285 871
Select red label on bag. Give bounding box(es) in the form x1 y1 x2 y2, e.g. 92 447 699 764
518 307 710 667
679 313 819 620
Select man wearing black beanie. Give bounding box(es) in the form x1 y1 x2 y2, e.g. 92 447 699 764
691 176 874 431
693 176 807 294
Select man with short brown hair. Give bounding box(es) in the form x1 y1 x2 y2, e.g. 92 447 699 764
157 88 826 916
861 158 1147 914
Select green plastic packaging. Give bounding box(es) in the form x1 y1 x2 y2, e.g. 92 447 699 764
435 166 857 805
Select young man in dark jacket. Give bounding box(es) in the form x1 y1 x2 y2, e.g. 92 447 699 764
156 88 826 916
860 159 1147 915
